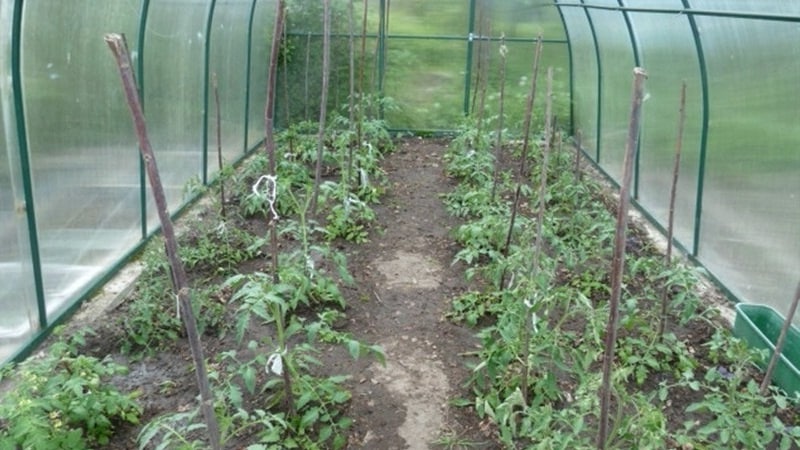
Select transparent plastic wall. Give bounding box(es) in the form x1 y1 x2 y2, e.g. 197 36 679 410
556 1 800 319
281 0 570 132
383 0 569 131
692 1 800 312
629 0 703 252
1 0 273 363
559 6 598 154
0 1 38 361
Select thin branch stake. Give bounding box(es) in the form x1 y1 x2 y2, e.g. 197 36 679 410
519 35 543 179
490 34 507 203
347 0 356 188
521 67 555 405
265 1 286 287
499 185 522 289
212 72 226 219
104 33 221 450
598 67 647 450
760 281 800 395
574 129 582 182
311 0 332 217
659 81 686 338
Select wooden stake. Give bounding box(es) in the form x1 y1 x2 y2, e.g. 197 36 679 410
499 185 522 289
521 67 555 405
311 0 332 217
212 72 226 219
490 34 507 203
265 1 285 287
598 67 647 449
760 281 800 395
519 35 543 179
104 33 221 450
574 129 582 182
659 81 686 338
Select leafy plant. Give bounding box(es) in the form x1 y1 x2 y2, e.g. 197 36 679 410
121 245 230 356
140 264 382 450
0 329 141 449
320 181 377 243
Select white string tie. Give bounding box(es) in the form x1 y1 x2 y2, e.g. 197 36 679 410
252 175 279 220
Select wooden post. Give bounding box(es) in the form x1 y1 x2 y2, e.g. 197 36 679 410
597 67 647 449
104 33 221 450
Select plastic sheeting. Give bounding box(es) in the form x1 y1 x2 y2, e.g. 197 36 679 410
556 0 800 319
0 0 274 363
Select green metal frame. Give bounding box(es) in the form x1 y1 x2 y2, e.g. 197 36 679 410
137 0 151 240
681 0 710 257
617 0 642 199
11 0 46 331
553 2 800 22
377 0 386 106
243 0 259 155
202 0 218 185
462 0 477 116
580 0 603 162
554 1 575 137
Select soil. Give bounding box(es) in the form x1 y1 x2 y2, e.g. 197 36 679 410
22 137 789 449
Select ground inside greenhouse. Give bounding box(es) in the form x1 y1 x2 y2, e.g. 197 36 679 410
49 137 746 449
68 137 495 449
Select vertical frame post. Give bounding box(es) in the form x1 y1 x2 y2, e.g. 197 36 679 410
136 0 151 239
463 0 477 116
11 0 47 331
681 0 709 257
202 0 218 185
580 0 603 162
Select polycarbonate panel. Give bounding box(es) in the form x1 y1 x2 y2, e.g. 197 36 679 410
587 2 636 181
478 40 570 135
0 1 37 362
144 0 208 223
486 0 567 40
388 0 468 36
208 0 252 180
693 9 800 314
629 0 703 251
21 0 143 322
278 2 360 128
559 5 598 155
247 0 273 151
384 39 466 130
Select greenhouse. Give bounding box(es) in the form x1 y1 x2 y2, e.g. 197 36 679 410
0 0 798 448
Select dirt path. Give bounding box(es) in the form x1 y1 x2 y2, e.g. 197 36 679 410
335 138 492 449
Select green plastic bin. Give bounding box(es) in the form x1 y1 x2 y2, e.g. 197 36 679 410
733 303 800 396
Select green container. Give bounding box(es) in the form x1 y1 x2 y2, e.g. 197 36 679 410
733 303 800 396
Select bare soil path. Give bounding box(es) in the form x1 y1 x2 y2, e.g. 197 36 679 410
335 137 493 449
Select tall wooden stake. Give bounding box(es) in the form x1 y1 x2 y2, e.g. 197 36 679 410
347 0 356 188
311 0 332 217
265 1 285 286
659 81 686 338
490 34 507 203
574 129 583 182
521 67 555 405
519 35 543 179
104 33 221 450
357 0 368 145
212 72 226 219
598 67 647 449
